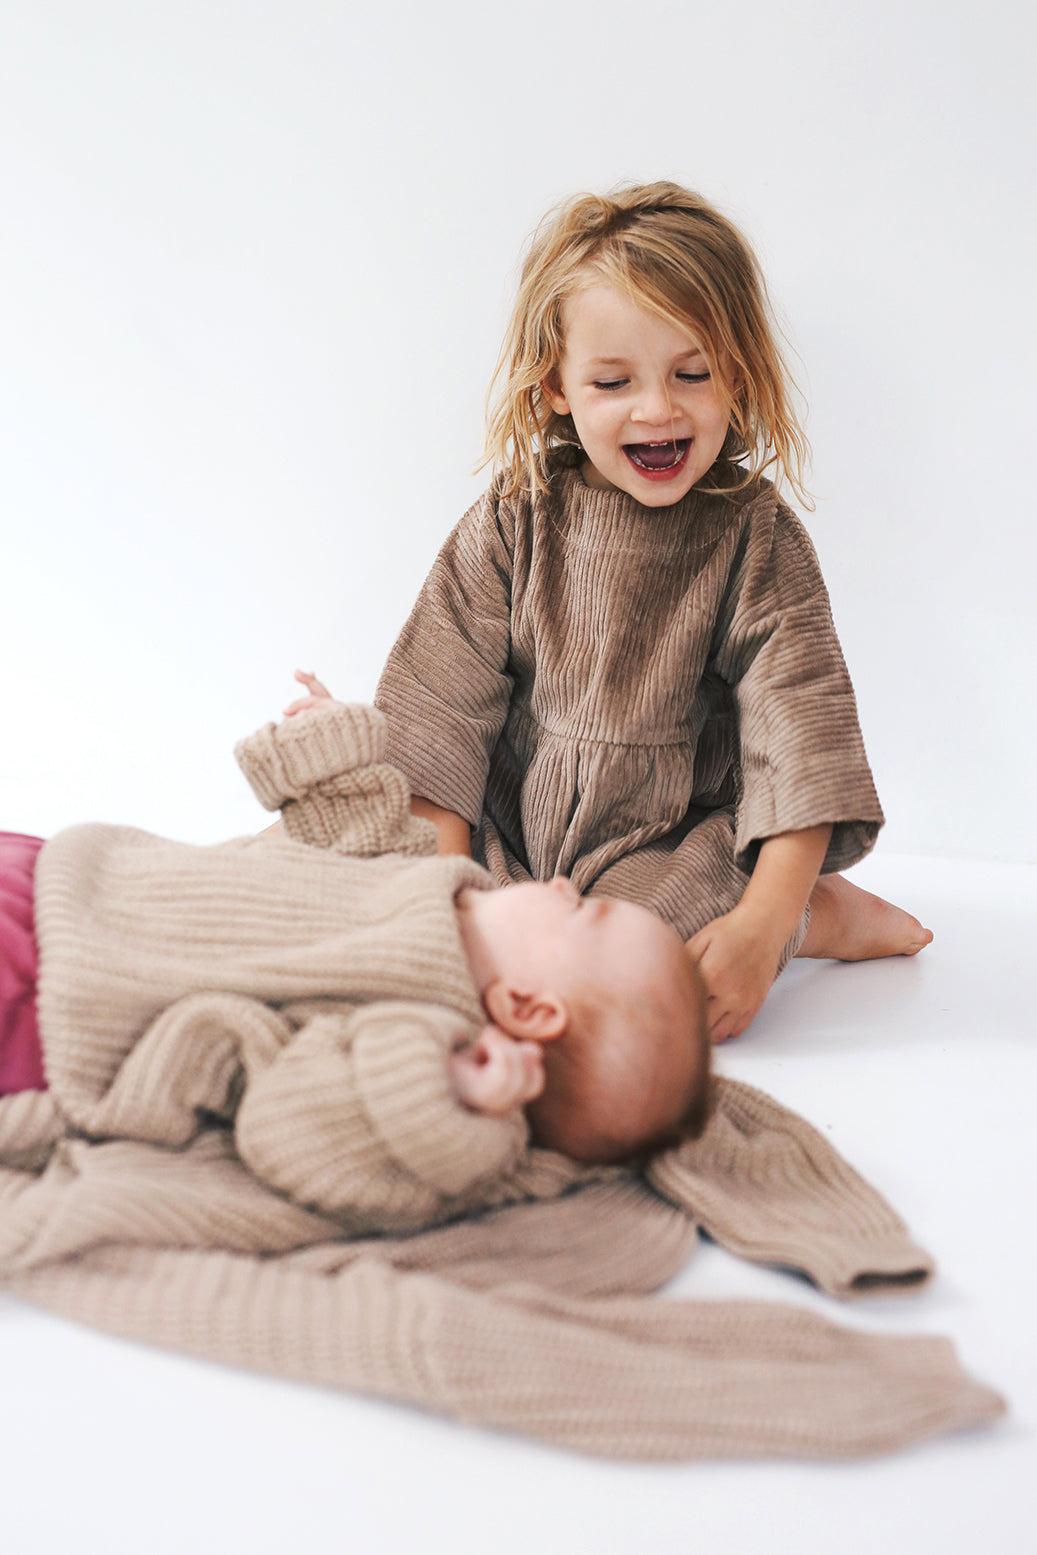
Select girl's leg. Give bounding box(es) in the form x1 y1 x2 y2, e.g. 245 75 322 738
580 809 800 948
798 873 933 961
572 810 932 965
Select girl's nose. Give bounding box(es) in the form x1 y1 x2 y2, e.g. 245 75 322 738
630 381 674 427
550 875 578 902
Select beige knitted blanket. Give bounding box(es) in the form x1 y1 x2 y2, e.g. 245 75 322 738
0 1076 1003 1459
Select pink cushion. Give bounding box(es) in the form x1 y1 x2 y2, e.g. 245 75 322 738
0 831 47 1092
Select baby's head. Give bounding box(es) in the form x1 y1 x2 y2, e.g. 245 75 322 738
522 947 711 1163
453 879 712 1164
484 180 807 504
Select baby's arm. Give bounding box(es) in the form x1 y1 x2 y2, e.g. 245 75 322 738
238 688 435 857
258 670 336 836
688 822 831 1044
282 674 471 856
234 1002 528 1230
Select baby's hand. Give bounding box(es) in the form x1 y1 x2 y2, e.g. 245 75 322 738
449 1027 546 1115
686 907 785 1044
283 669 335 717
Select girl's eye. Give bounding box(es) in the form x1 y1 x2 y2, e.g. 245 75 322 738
593 372 710 390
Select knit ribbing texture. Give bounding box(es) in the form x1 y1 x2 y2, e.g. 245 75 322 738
0 702 1003 1458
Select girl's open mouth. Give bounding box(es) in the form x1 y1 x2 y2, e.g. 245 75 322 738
623 440 691 480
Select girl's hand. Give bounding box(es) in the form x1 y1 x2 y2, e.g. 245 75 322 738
284 669 335 716
686 907 785 1044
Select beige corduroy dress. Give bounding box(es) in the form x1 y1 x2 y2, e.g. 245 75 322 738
376 467 885 960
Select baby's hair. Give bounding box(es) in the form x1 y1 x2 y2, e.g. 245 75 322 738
527 941 714 1165
483 180 810 505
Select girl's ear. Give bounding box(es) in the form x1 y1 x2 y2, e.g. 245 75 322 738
540 371 571 417
483 979 569 1041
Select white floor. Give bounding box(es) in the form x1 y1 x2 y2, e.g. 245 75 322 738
2 851 1034 1555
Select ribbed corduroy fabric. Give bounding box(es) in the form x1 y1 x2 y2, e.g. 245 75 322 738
375 468 886 964
0 704 1003 1458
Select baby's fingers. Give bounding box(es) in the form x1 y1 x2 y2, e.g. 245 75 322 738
294 668 333 698
284 669 335 716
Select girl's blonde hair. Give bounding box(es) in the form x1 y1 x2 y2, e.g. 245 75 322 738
483 181 811 504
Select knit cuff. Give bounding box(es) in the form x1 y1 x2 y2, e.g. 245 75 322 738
0 1090 64 1173
646 1077 936 1302
235 704 387 812
803 1230 934 1300
351 1006 528 1197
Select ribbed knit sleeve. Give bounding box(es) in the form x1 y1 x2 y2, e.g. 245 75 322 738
234 1004 529 1232
375 491 516 825
6 1209 1003 1460
645 1078 932 1299
711 501 884 872
235 702 436 856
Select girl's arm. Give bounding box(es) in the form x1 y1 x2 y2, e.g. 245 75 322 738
714 506 883 878
687 822 832 1044
410 795 472 858
376 492 516 839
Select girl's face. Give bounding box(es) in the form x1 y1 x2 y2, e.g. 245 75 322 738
541 281 731 506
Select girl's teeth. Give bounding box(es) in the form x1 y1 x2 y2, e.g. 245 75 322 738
626 440 689 471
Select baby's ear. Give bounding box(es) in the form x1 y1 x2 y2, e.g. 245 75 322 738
483 979 568 1041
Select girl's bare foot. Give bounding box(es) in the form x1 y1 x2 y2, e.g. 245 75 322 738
798 873 934 961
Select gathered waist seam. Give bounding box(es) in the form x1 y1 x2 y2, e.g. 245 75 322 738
508 709 693 751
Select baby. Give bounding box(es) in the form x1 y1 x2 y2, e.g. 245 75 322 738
0 697 710 1234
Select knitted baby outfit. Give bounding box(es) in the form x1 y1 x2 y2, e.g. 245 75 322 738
0 704 1003 1458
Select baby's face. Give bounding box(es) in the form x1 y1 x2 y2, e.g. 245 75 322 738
486 875 682 997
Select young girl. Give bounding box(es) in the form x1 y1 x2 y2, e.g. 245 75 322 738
373 182 932 1043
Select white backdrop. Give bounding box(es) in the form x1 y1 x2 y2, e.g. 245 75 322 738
2 0 1034 860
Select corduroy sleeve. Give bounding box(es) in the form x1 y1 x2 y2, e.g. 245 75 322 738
234 1002 529 1232
710 500 884 873
235 702 436 856
375 490 516 825
644 1078 933 1299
